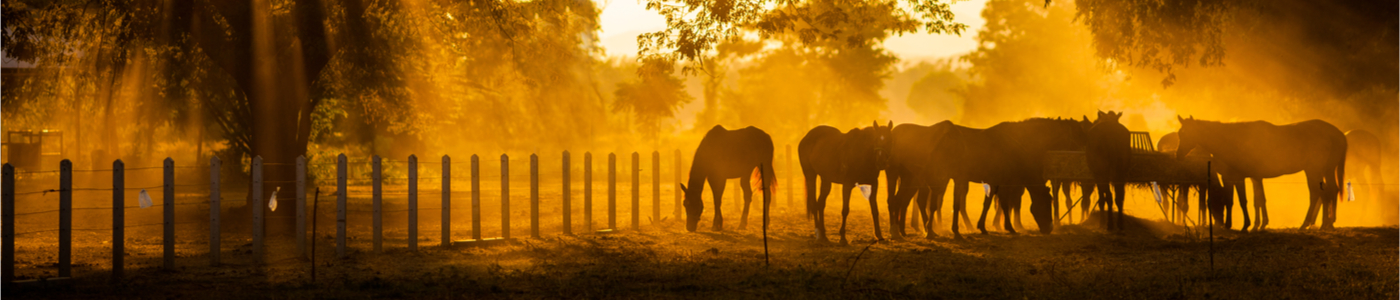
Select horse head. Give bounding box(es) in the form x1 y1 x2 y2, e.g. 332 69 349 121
678 183 703 232
1175 115 1202 160
871 120 894 170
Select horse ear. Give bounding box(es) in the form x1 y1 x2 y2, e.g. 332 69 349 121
1177 115 1184 123
678 183 688 194
887 120 893 129
1097 110 1106 119
1083 115 1090 122
872 120 879 128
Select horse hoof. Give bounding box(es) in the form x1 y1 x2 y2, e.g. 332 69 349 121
839 238 849 245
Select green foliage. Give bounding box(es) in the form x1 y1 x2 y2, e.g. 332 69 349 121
639 0 967 74
612 58 694 141
1073 0 1230 86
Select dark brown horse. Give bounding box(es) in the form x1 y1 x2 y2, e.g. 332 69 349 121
800 121 893 244
1346 129 1384 202
1158 131 1235 227
1175 116 1347 230
885 121 971 239
1086 111 1131 231
678 125 777 232
918 118 1087 237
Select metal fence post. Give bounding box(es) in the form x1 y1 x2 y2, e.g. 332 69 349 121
442 155 451 246
472 155 481 240
585 152 593 232
501 154 510 240
562 151 571 235
2 164 14 284
373 155 382 252
59 160 72 277
337 154 347 258
408 155 418 251
164 157 175 271
297 155 307 258
632 152 640 230
252 156 264 262
609 153 616 230
112 159 124 282
530 154 540 239
210 157 221 266
653 151 660 225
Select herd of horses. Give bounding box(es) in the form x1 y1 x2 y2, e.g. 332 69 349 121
678 112 1376 243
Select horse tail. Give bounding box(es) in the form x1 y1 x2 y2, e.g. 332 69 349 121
1336 146 1347 203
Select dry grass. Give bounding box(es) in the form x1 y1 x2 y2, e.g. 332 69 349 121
5 209 1396 299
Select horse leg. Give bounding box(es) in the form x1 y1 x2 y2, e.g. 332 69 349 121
1096 182 1111 230
1323 170 1338 230
886 171 903 238
1050 181 1060 228
739 176 753 230
1028 185 1054 234
950 182 967 238
925 185 944 238
1300 173 1323 229
909 189 922 235
816 180 833 242
839 184 854 245
991 195 1003 231
804 168 818 221
1000 187 1024 234
1228 178 1246 230
709 178 727 231
1251 178 1267 231
870 180 884 241
1080 183 1094 224
977 185 996 234
1114 181 1126 232
889 181 918 239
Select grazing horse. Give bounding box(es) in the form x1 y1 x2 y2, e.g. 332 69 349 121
1175 116 1347 230
1086 111 1131 231
1346 129 1384 202
919 118 1087 237
1158 132 1236 227
678 125 777 232
885 121 971 239
800 121 893 244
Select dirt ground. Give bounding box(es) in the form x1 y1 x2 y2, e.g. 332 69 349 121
5 163 1397 299
5 208 1397 299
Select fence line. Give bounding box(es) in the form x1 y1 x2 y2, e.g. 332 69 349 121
2 149 716 285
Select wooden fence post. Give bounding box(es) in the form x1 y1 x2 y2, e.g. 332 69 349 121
632 152 640 230
562 151 572 235
442 155 451 246
652 151 660 225
2 164 13 284
530 154 540 239
252 156 264 262
337 154 347 258
674 150 682 220
210 157 221 266
372 155 382 252
608 153 616 230
112 159 124 282
472 155 481 240
59 160 72 277
409 155 418 251
163 158 175 271
501 154 510 240
585 152 593 232
297 156 307 258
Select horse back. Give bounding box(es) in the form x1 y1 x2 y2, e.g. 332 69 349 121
693 126 774 180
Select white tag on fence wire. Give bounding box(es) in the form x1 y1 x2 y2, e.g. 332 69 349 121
983 184 991 195
1150 181 1163 204
138 189 153 208
858 184 873 200
1347 182 1355 202
269 186 281 211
